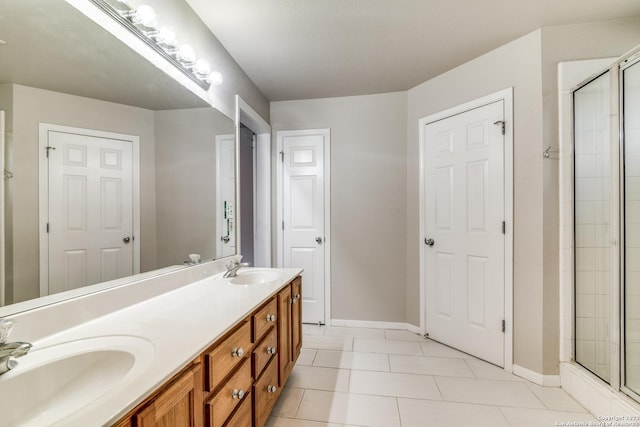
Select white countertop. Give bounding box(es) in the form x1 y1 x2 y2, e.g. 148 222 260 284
3 267 302 427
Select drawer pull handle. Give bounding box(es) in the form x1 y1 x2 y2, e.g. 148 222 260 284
266 314 276 322
267 385 277 393
266 346 276 355
231 347 245 357
232 389 246 400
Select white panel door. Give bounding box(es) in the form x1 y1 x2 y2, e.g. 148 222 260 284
216 134 236 258
282 130 328 324
424 100 505 366
47 130 134 294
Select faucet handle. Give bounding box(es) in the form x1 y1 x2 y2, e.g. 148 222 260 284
0 319 14 344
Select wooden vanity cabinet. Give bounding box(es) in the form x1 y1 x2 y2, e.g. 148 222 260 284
291 277 302 363
278 276 302 387
112 275 302 427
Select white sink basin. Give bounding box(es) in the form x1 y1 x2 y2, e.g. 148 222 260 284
229 269 280 285
0 335 154 427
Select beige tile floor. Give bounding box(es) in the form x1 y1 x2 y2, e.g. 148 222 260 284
265 325 598 427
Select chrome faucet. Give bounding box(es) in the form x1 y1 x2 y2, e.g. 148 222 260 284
0 319 32 375
223 259 249 278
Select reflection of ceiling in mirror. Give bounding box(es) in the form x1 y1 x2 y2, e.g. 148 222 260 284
0 0 208 110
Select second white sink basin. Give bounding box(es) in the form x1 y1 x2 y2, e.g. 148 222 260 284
229 269 280 285
0 335 154 427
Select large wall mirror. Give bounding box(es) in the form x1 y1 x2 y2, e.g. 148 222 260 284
0 0 237 313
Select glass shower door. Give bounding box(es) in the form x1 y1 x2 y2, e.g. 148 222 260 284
624 59 640 395
574 71 611 383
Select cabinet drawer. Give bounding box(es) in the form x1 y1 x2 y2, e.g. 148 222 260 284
253 358 279 427
206 320 252 391
252 326 277 378
252 298 277 342
207 359 252 427
222 391 252 427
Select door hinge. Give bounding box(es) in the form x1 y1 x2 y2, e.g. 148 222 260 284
45 146 56 158
280 151 284 162
494 121 505 135
46 222 49 233
282 221 285 230
501 319 506 333
502 221 506 234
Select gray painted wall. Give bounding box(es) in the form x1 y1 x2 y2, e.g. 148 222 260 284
154 108 234 267
271 92 408 323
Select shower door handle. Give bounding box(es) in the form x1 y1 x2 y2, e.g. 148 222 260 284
424 238 435 247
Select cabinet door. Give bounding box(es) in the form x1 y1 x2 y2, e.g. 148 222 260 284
253 358 280 427
291 277 302 363
135 363 203 427
277 285 293 386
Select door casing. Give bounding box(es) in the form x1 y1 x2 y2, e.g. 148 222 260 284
419 88 514 372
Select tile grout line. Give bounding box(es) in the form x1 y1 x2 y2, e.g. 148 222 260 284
497 406 517 427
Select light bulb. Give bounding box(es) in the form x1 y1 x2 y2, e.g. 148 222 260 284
131 5 156 27
193 59 211 78
156 26 177 48
177 44 197 65
208 71 223 86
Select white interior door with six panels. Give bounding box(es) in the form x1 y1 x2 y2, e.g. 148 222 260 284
424 100 505 366
47 129 134 294
281 129 328 325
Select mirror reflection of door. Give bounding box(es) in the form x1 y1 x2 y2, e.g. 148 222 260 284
216 134 236 258
41 125 138 296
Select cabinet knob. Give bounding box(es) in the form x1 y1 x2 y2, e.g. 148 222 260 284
232 389 246 400
267 385 277 393
295 293 301 300
231 347 244 357
266 314 276 322
266 346 276 355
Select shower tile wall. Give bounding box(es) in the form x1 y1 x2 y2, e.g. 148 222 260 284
574 72 611 382
624 61 640 393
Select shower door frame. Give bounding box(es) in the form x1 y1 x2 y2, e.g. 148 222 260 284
569 48 640 404
619 52 640 402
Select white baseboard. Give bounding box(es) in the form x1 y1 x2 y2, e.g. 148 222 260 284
513 364 561 386
330 318 422 334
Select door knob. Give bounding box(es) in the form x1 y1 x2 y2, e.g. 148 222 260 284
315 237 323 244
221 235 230 243
424 238 435 247
123 236 131 244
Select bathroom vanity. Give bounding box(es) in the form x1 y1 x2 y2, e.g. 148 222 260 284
113 274 302 427
0 263 302 427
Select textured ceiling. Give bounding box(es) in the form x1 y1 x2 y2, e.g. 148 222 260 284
186 0 640 101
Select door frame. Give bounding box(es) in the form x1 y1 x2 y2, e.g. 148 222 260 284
235 95 271 267
38 123 140 297
418 88 513 371
276 128 331 325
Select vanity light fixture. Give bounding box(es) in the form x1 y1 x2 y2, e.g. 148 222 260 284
88 0 224 89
